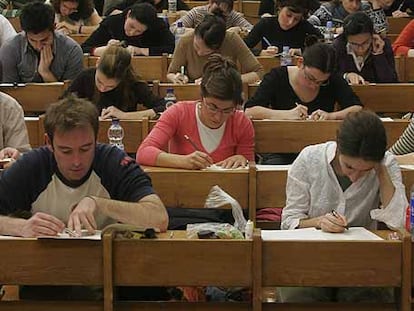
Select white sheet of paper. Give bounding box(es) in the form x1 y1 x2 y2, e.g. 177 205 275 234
256 164 292 171
380 117 394 122
203 164 249 171
40 230 102 240
400 164 414 170
261 227 382 241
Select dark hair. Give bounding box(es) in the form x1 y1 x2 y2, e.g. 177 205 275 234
343 11 374 37
45 95 99 144
201 54 243 106
20 1 55 33
278 0 320 16
95 45 141 111
303 42 336 74
128 2 158 28
337 110 386 162
50 0 95 21
213 0 234 12
194 10 226 50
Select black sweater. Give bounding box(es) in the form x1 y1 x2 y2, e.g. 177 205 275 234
82 11 175 55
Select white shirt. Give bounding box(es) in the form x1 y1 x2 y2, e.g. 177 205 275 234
0 14 16 47
281 141 407 230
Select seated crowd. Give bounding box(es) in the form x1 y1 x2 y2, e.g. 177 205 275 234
0 0 414 304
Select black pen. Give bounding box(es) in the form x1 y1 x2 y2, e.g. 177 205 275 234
331 210 349 230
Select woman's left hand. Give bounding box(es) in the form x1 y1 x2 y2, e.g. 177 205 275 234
100 106 125 120
216 155 249 169
56 21 77 34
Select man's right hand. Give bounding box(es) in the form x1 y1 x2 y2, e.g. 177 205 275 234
20 212 65 237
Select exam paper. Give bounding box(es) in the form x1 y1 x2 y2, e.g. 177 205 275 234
203 164 249 171
261 227 382 241
256 164 292 171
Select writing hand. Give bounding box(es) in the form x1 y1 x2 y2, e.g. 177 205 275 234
183 151 213 170
21 212 65 237
319 212 348 233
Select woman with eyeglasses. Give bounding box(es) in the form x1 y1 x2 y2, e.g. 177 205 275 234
244 0 321 57
49 0 102 35
333 11 398 85
137 54 254 170
245 41 362 122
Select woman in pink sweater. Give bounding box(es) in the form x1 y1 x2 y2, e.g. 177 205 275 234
392 19 414 56
137 54 254 170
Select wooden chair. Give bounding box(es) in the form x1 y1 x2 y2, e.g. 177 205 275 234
87 55 169 82
152 81 201 101
0 238 103 310
402 57 414 82
0 83 67 115
7 16 21 32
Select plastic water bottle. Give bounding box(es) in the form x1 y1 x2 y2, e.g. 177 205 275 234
107 118 124 150
168 0 177 13
164 87 176 108
280 46 292 66
324 21 334 44
175 21 185 45
161 9 169 27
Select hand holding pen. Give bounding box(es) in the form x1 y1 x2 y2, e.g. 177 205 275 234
289 102 308 120
260 37 279 57
183 135 213 169
319 210 349 233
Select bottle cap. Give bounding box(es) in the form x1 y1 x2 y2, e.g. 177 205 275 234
282 46 289 52
177 21 183 27
166 87 174 93
326 21 333 28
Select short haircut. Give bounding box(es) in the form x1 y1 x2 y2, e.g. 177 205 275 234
337 110 386 162
213 0 234 12
343 11 374 37
303 42 337 74
20 1 55 34
194 10 226 50
278 0 320 16
44 95 99 144
128 2 158 28
201 54 243 105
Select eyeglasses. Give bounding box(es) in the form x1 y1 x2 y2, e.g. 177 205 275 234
62 2 78 13
303 67 329 87
203 99 235 115
348 37 372 49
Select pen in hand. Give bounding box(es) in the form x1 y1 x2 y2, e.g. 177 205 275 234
330 210 349 230
184 134 213 166
184 134 202 152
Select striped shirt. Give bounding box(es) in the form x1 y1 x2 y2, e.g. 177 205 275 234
390 119 414 155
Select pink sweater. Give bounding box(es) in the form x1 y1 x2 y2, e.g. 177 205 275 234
392 19 414 56
137 101 255 166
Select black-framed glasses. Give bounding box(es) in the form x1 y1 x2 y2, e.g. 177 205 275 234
203 99 235 115
303 67 330 87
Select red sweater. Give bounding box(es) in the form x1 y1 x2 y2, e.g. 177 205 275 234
136 101 255 166
392 19 414 56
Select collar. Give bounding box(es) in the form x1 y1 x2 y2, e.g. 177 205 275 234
327 141 337 164
23 31 58 55
346 43 369 72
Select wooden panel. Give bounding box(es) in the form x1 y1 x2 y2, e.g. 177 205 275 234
88 55 168 82
263 238 401 287
144 167 249 209
0 239 102 285
404 57 414 82
241 1 260 24
1 83 66 114
69 34 90 45
387 17 413 35
352 83 414 113
257 56 280 75
25 117 41 148
253 119 409 153
97 119 145 154
155 82 201 101
113 239 253 286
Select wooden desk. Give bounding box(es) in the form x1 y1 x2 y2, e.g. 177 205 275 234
103 229 260 311
69 34 90 45
152 82 201 101
0 83 67 115
143 166 250 209
0 238 103 310
253 119 409 153
387 17 413 35
240 0 260 25
25 117 42 148
262 230 410 311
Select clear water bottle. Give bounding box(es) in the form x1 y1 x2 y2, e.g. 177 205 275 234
324 21 334 44
168 0 177 13
164 87 177 108
107 118 124 150
280 46 292 66
175 21 185 45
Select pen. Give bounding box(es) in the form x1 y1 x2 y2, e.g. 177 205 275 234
184 134 201 152
262 36 272 48
331 210 349 230
398 0 405 11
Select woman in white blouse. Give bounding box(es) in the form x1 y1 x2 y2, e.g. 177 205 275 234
279 110 406 303
0 14 16 47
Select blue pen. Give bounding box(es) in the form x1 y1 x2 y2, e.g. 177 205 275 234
262 36 272 48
